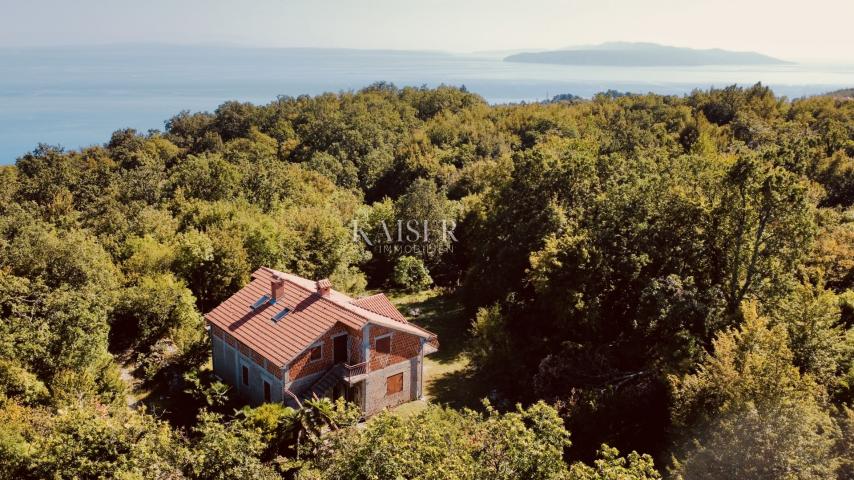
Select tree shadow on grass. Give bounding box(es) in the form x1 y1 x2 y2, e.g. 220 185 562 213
392 289 470 364
391 289 499 412
428 365 495 411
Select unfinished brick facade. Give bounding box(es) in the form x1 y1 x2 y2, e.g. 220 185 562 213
288 324 363 380
368 325 422 372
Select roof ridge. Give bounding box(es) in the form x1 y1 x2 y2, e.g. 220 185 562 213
356 292 386 299
208 268 436 367
351 293 409 324
260 267 431 338
352 293 388 305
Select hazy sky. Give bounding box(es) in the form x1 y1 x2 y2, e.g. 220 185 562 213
1 0 851 62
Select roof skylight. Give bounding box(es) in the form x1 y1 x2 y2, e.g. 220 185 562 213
272 307 291 322
250 294 272 309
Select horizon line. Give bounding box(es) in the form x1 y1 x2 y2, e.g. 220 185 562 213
1 40 843 64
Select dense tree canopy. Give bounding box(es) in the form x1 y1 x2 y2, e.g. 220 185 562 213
0 83 852 478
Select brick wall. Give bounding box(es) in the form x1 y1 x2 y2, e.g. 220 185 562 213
368 325 421 372
288 323 362 380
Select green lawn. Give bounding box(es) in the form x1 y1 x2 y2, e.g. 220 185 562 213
388 289 493 416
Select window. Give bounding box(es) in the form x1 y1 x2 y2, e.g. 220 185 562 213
250 294 271 310
271 307 291 323
263 380 271 402
375 335 391 355
386 372 403 395
309 344 322 362
241 365 249 386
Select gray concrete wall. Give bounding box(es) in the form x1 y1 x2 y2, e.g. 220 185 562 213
363 355 421 416
211 335 283 405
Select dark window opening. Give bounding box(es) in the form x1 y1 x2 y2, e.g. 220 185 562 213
376 336 391 355
309 345 322 361
241 365 249 386
386 372 403 395
263 381 271 402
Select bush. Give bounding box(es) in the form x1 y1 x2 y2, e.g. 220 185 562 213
0 360 48 405
392 256 432 292
315 402 573 480
111 273 203 353
183 369 232 409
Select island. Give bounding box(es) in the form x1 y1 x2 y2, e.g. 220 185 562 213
504 42 791 66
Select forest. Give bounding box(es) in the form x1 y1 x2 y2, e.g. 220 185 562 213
0 82 853 479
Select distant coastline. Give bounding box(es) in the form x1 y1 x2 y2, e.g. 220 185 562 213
505 42 791 67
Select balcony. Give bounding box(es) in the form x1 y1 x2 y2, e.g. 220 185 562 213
343 361 367 384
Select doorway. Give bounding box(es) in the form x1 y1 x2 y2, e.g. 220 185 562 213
333 334 348 364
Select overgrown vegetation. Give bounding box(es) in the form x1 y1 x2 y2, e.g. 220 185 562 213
1 82 853 478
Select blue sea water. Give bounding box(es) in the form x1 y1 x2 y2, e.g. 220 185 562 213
1 45 852 164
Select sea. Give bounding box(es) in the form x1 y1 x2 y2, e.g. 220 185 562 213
1 45 852 164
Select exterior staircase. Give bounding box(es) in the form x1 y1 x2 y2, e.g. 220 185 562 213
301 363 346 402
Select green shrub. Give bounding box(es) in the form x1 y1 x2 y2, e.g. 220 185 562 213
0 360 48 405
392 256 432 292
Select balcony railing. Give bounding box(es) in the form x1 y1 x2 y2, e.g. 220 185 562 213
343 361 367 382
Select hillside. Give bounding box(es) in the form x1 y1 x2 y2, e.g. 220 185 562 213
825 88 854 99
505 42 791 66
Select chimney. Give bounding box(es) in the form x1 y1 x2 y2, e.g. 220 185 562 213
317 278 332 296
271 273 285 303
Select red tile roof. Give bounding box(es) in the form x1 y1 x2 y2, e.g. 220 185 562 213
204 267 434 367
352 293 408 323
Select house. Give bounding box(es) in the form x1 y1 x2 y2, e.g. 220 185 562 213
204 267 438 415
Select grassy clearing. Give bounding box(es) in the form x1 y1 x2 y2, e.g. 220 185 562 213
388 289 493 416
